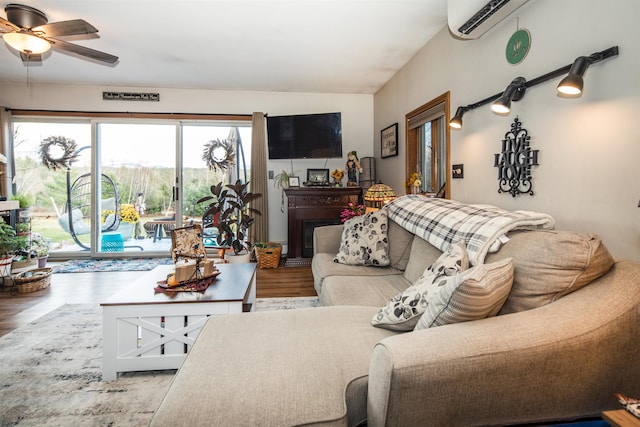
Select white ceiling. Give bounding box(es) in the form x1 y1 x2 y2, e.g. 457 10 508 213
0 0 448 94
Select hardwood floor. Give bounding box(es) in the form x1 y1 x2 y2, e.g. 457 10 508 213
0 262 316 338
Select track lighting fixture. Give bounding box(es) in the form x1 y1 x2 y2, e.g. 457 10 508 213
449 106 467 129
556 56 589 96
449 46 619 130
491 77 526 115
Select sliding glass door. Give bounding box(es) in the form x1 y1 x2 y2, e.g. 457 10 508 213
96 122 178 255
11 116 252 259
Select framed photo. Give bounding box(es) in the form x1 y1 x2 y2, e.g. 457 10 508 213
306 168 329 184
381 123 398 158
288 176 300 187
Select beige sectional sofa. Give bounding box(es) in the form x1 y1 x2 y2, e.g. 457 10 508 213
151 204 640 427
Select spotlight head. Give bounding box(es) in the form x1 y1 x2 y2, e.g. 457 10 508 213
449 106 465 129
557 56 589 96
491 77 526 115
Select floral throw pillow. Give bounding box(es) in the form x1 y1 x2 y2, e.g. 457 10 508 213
333 209 389 266
371 240 469 331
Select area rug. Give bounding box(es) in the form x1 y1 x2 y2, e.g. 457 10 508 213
51 257 174 273
0 297 319 426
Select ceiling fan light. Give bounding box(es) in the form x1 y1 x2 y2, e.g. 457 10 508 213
3 32 51 54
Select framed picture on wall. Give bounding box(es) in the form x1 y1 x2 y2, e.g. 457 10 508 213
381 123 398 158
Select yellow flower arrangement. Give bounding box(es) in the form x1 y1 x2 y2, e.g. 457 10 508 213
120 204 140 223
406 172 423 189
331 169 344 180
331 168 345 187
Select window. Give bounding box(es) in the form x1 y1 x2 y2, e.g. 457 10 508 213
10 113 251 257
405 92 450 197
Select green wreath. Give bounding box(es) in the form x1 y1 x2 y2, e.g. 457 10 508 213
39 136 79 170
202 138 235 172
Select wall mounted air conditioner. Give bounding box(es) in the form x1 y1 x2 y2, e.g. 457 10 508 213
448 0 529 40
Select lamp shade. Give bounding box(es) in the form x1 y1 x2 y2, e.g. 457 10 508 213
3 32 51 54
449 106 465 129
364 183 396 205
491 77 526 115
557 56 589 96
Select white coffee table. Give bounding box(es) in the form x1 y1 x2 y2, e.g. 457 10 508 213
101 262 256 380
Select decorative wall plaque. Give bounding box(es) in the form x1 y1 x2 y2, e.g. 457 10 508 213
102 92 160 101
494 117 539 197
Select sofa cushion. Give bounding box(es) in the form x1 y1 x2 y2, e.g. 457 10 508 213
485 230 615 314
415 258 514 330
334 209 390 266
150 306 396 427
387 219 414 270
312 253 402 294
372 240 468 331
403 235 444 283
320 274 412 307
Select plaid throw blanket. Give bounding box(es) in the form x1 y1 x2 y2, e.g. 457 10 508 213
386 196 555 265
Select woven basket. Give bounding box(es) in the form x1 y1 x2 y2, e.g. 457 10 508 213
14 268 52 293
254 243 282 269
12 257 37 271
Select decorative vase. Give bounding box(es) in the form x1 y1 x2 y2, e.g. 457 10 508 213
38 255 48 268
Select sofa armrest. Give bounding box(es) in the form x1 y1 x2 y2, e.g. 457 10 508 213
368 261 640 427
313 224 344 255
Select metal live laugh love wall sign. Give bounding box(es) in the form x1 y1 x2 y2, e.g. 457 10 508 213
494 117 539 197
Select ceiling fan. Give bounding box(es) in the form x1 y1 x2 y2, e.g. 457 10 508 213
0 3 118 64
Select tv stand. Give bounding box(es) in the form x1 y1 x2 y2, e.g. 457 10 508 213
284 187 362 266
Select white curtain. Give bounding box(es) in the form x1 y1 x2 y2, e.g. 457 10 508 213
0 108 11 198
250 112 268 242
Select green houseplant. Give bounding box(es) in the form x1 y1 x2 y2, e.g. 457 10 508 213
273 169 300 213
10 192 33 222
32 234 51 268
198 180 262 256
0 219 22 276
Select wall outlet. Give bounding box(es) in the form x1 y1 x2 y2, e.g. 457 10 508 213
452 164 464 179
268 170 274 179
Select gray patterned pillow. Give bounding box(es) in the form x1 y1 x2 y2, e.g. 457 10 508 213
333 209 389 266
414 258 514 330
371 240 468 331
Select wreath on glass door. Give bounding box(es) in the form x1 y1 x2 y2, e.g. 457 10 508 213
39 136 79 170
202 138 235 172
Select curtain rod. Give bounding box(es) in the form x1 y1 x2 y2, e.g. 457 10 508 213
7 109 253 121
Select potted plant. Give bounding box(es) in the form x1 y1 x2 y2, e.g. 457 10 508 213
118 204 140 240
0 219 21 276
273 169 300 213
10 192 33 221
198 180 262 261
32 234 51 268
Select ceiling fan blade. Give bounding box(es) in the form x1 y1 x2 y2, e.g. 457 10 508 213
33 19 98 37
48 38 118 64
20 52 42 62
0 15 20 32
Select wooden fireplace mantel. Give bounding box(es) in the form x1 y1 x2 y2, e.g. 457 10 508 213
284 186 362 266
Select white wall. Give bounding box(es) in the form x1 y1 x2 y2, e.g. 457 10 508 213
374 0 640 261
0 83 373 245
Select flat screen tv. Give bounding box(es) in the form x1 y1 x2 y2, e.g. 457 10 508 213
267 112 342 159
